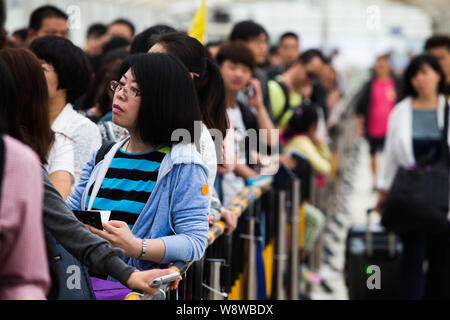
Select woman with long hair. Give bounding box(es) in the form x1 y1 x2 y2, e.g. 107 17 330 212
67 53 210 299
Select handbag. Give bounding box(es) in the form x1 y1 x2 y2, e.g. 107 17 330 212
381 100 450 234
45 232 96 300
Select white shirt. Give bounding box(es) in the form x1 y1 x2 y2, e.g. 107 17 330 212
222 106 247 205
198 122 218 189
45 132 75 183
52 103 102 185
378 95 449 191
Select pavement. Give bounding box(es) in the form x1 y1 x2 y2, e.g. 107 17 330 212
309 139 381 300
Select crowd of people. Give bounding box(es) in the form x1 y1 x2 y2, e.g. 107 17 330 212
0 2 450 300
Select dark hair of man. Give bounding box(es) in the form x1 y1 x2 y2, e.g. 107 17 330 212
87 23 107 39
0 48 54 163
269 45 279 55
216 40 255 71
283 105 318 140
153 32 228 137
102 36 130 55
279 31 299 44
130 24 176 54
28 5 68 31
30 36 92 104
299 49 326 65
229 20 268 42
12 28 28 41
118 53 201 147
402 54 446 98
424 35 450 53
0 59 20 138
110 18 135 36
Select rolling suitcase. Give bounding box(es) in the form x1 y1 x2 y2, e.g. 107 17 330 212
344 209 403 300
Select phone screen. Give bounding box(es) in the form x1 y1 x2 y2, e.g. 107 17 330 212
73 210 104 230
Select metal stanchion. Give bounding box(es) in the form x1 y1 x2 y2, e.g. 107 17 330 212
205 258 227 300
290 179 300 300
241 216 258 300
275 190 288 300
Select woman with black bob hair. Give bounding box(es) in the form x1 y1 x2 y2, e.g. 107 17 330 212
376 54 450 299
149 32 238 233
30 36 102 185
67 53 210 299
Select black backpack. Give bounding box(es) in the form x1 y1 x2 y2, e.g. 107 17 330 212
95 140 116 166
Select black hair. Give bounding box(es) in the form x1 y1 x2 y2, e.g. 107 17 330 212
110 18 135 36
229 20 268 42
101 47 129 65
130 24 176 54
299 49 326 65
269 45 279 55
279 31 299 43
28 5 68 31
153 32 228 137
102 36 130 55
87 23 107 39
216 41 255 71
283 105 318 140
424 34 450 53
30 36 92 104
205 40 223 48
0 59 19 138
12 28 28 41
402 54 446 98
118 53 201 147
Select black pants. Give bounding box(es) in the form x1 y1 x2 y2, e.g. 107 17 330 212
400 224 450 300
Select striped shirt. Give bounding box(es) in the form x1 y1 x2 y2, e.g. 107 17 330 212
86 145 170 229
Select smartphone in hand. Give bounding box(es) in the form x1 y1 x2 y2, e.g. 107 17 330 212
73 210 104 230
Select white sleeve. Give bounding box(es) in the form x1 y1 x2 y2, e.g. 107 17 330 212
45 133 75 183
72 122 102 183
199 125 218 188
377 109 399 191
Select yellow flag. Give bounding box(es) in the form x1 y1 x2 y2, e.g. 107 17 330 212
188 0 206 44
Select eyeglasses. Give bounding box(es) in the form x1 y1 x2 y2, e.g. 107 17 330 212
110 80 141 98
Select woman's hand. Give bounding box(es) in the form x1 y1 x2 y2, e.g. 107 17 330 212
126 268 182 294
220 207 238 235
375 190 388 214
87 220 142 258
247 78 265 111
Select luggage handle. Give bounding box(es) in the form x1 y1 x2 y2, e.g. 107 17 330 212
366 208 396 258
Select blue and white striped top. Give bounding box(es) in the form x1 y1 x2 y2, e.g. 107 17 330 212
86 145 170 229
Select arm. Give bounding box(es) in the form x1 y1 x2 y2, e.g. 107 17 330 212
88 164 210 264
49 171 72 200
248 78 278 147
376 108 399 192
288 137 331 176
46 133 75 200
158 164 210 263
66 149 97 210
0 142 49 300
42 167 136 286
234 163 259 179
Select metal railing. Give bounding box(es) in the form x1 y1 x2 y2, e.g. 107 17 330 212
128 78 363 301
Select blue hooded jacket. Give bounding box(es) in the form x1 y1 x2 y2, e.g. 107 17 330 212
66 139 210 271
